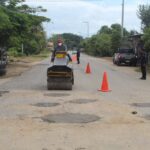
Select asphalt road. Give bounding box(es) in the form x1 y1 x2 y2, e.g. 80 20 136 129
0 54 150 150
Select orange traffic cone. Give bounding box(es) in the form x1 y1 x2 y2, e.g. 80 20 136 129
98 72 111 92
85 62 91 74
71 55 77 62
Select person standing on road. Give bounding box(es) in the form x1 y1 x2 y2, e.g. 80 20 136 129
138 40 147 80
77 48 80 64
140 50 147 80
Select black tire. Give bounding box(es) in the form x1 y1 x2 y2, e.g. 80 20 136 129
0 69 6 76
133 62 137 67
65 82 72 90
116 61 120 66
72 72 74 85
47 82 53 90
47 81 72 90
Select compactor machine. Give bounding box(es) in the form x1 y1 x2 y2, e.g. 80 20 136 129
47 51 74 90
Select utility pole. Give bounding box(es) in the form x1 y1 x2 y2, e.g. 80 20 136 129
121 0 125 38
83 21 89 38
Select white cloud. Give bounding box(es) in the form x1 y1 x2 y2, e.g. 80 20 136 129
25 0 149 37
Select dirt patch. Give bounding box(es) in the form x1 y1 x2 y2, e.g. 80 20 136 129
1 53 49 79
42 113 100 124
131 111 138 115
3 63 30 78
131 103 150 108
0 91 9 97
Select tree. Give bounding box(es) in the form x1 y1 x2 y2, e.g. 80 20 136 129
98 25 111 35
0 0 50 56
50 33 83 50
81 23 131 57
138 4 150 29
143 28 150 52
84 35 97 55
138 4 150 52
111 23 121 31
95 34 112 56
0 0 8 6
0 7 12 47
111 30 121 53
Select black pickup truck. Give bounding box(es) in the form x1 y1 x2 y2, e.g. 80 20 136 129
0 48 7 75
113 48 137 66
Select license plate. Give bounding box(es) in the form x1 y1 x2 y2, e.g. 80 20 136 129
56 54 64 58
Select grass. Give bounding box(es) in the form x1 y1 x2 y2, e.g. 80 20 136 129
9 49 50 63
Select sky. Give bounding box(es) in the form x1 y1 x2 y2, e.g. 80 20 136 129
25 0 149 37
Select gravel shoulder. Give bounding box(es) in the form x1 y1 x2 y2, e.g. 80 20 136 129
0 54 50 79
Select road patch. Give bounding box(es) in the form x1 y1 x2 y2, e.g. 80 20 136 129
0 91 9 96
44 93 70 97
42 113 100 124
68 99 98 104
32 102 60 107
131 103 150 108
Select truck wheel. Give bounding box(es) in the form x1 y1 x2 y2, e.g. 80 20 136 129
116 62 120 66
0 69 6 76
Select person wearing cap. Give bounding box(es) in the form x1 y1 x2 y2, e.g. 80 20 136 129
139 50 147 80
51 39 72 62
138 40 147 80
55 39 66 51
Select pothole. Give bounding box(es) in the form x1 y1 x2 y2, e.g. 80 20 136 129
33 102 60 107
42 113 100 124
44 93 70 97
131 103 150 108
143 115 150 120
69 99 98 104
0 91 9 97
131 111 138 115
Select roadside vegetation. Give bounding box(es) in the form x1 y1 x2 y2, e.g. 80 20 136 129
81 4 150 57
9 48 50 63
0 0 50 57
50 33 83 50
80 23 131 57
138 4 150 52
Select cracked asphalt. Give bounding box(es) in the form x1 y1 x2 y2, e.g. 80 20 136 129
0 54 150 150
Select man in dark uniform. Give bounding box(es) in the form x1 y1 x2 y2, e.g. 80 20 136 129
76 48 80 64
140 50 147 80
51 39 72 62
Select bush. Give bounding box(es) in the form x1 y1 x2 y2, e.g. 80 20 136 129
8 47 19 57
143 27 150 52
